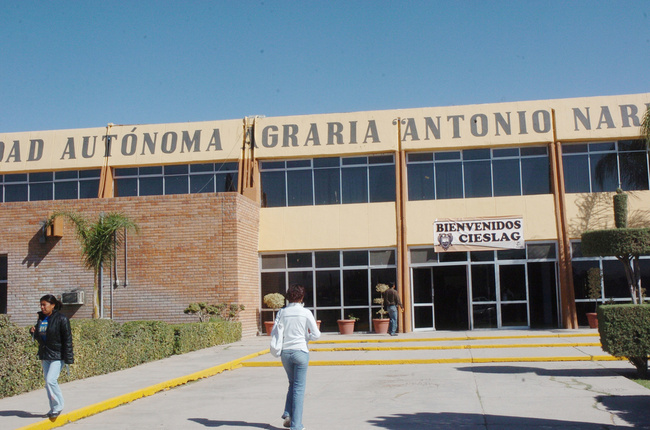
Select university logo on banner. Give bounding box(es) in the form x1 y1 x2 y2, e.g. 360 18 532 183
434 217 524 252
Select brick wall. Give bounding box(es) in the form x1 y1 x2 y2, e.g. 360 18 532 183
0 193 261 337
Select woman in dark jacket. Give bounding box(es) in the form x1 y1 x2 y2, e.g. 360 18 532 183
30 294 74 418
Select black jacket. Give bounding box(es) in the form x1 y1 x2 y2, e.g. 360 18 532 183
33 310 74 364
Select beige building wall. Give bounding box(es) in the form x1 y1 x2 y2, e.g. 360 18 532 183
406 195 558 246
259 202 397 252
565 190 650 239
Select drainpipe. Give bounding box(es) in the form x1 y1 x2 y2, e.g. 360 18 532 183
394 118 411 333
549 109 578 328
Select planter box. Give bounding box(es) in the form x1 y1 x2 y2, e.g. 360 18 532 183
373 318 390 334
337 319 355 335
586 312 598 329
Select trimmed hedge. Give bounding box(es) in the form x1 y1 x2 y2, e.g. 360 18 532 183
598 304 650 378
174 320 242 355
0 316 242 399
0 315 41 397
581 228 650 257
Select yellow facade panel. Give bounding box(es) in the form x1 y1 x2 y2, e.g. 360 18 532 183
406 195 557 246
259 202 397 252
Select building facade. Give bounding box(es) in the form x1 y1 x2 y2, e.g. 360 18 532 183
1 93 649 335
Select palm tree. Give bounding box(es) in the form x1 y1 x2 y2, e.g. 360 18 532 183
642 106 650 147
593 107 650 191
49 211 138 318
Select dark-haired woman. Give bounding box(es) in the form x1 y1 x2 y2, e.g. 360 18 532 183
30 294 74 418
270 284 320 430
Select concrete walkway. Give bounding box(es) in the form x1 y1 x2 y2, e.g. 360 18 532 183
2 329 649 429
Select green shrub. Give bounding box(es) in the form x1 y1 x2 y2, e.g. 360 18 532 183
174 320 242 355
598 304 650 378
0 316 242 399
64 319 122 381
581 228 650 257
0 315 41 397
119 321 175 367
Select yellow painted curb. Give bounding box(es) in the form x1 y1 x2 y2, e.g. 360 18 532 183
309 333 599 345
14 350 268 430
241 355 625 367
309 342 602 352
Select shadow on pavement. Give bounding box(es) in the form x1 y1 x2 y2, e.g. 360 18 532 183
0 409 45 418
456 365 630 378
188 418 283 429
366 411 644 429
598 395 650 428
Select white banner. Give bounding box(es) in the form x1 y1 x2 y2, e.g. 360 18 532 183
434 217 524 252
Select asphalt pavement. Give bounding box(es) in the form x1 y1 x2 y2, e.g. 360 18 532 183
2 329 649 430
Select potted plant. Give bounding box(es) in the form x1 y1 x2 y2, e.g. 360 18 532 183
585 267 602 328
263 292 285 335
372 283 390 334
337 314 359 335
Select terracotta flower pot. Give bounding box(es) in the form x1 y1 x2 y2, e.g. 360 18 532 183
337 319 355 335
586 312 598 329
373 318 390 334
264 320 275 335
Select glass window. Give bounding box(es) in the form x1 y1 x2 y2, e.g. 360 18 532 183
369 164 395 202
343 269 368 306
343 251 368 266
435 161 463 199
287 170 313 206
315 251 339 268
342 166 367 203
407 163 434 201
5 184 28 202
463 159 492 198
316 270 341 307
563 153 590 193
471 264 496 301
190 174 215 193
521 157 550 195
410 248 437 264
164 175 188 195
139 177 163 196
30 183 53 201
55 182 78 200
216 172 237 192
563 140 650 194
261 171 286 207
288 252 312 268
314 168 340 205
261 254 286 270
493 158 520 196
499 264 527 301
369 250 395 266
115 178 138 197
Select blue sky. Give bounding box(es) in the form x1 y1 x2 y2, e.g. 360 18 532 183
1 1 649 133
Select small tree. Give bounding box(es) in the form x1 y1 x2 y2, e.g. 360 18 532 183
49 211 138 319
263 293 285 321
581 190 650 304
586 267 602 312
373 283 390 318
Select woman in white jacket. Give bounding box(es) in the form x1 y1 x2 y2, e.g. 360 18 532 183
270 284 321 430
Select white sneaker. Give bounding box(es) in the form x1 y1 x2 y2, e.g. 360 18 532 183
283 416 291 428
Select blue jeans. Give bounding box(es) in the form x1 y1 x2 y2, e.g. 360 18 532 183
388 305 398 334
281 349 309 430
42 360 64 413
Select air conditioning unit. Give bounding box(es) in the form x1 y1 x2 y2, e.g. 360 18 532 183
61 290 85 305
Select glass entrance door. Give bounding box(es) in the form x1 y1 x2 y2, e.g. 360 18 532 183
433 265 469 330
412 267 434 329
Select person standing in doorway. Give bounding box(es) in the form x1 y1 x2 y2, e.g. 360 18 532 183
270 284 320 430
30 294 74 418
383 282 403 336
